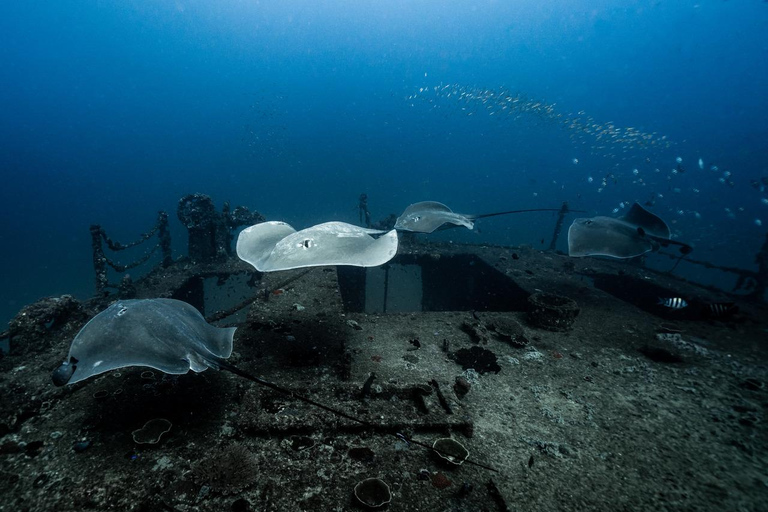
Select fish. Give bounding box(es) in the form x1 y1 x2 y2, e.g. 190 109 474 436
658 297 688 309
236 221 398 272
394 201 567 234
52 299 237 386
50 298 498 472
706 302 738 318
568 203 693 259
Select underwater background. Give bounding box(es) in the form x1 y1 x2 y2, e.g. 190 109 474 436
1 0 767 326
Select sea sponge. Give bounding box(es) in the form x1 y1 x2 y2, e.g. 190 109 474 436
191 444 259 495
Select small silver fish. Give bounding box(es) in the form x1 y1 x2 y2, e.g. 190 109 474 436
658 297 687 309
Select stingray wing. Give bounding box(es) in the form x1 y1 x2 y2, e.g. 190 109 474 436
66 299 236 385
237 221 297 271
238 221 398 272
620 203 670 239
395 201 474 233
568 217 654 258
399 201 454 217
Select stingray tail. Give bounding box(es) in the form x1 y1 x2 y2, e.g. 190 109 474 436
211 357 499 473
662 241 693 274
472 207 584 220
637 228 694 262
211 356 375 426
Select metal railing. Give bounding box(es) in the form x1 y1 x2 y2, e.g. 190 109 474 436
90 211 172 294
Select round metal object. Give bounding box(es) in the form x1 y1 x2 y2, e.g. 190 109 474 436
527 292 580 331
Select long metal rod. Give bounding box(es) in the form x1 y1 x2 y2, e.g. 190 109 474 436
213 358 499 473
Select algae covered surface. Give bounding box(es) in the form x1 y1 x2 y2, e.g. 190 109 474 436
1 244 766 512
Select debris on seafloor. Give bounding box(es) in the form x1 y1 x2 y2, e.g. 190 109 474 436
412 382 433 413
740 378 764 392
72 440 91 453
132 418 173 444
360 372 376 402
429 379 454 414
432 437 470 466
348 447 376 464
655 332 709 356
487 316 530 347
639 344 684 364
191 444 260 495
527 292 580 331
6 295 87 356
451 346 501 374
431 472 452 489
461 319 491 344
657 323 683 334
282 435 315 452
353 477 392 509
486 479 510 511
453 376 471 399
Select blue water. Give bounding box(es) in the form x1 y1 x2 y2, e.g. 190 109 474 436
1 1 767 325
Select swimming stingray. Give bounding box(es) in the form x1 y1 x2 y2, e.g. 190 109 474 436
52 298 496 472
568 202 692 259
394 201 569 233
236 221 398 272
52 299 234 386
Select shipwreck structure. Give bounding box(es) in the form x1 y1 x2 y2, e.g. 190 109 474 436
1 194 767 512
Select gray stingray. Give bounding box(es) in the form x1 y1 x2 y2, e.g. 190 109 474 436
568 202 692 259
394 201 566 233
52 298 235 386
51 298 497 472
236 221 398 272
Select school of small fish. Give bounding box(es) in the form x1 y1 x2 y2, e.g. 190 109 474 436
407 84 767 233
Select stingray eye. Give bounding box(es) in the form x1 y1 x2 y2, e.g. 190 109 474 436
585 220 593 225
300 239 313 249
51 356 78 387
116 306 128 317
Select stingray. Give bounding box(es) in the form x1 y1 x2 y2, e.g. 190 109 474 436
394 201 569 233
51 298 496 472
51 299 235 386
236 221 398 272
568 202 693 259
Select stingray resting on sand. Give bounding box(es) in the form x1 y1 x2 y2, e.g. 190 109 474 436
568 202 692 259
236 221 398 272
394 201 569 234
52 298 496 472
